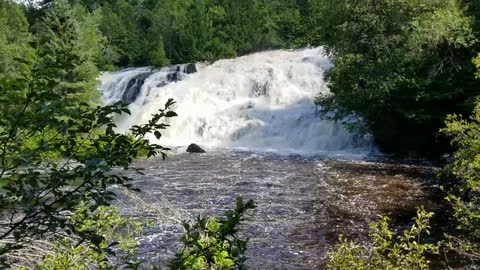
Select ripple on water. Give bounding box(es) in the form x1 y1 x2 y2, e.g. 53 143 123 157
113 151 440 269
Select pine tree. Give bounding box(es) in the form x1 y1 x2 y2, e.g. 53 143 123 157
35 0 104 106
0 0 35 125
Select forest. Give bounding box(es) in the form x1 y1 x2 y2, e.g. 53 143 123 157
0 0 480 269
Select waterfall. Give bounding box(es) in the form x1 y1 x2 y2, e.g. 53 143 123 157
100 48 372 154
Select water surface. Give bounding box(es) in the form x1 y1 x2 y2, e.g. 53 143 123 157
114 151 439 269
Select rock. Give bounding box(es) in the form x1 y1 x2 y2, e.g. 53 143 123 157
156 81 168 88
122 72 152 103
184 64 197 74
167 72 179 82
186 143 206 153
250 81 269 97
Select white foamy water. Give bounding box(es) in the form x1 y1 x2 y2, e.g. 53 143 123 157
101 48 373 155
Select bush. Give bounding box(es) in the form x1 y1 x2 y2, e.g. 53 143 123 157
315 0 480 155
29 204 142 270
168 197 256 270
327 207 441 270
441 99 480 267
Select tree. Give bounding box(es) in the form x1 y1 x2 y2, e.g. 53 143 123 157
474 53 480 78
181 0 236 62
315 0 480 155
68 0 292 67
0 2 179 263
0 0 34 79
35 0 105 105
0 0 36 127
0 63 177 265
215 0 276 55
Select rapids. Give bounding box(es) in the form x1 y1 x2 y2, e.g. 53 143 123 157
100 48 373 155
101 48 440 269
112 153 439 269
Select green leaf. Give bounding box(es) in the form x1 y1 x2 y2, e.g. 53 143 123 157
0 178 10 188
165 111 178 117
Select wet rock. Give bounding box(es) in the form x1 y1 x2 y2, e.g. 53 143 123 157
302 57 314 63
156 81 168 88
250 81 270 97
167 72 179 82
186 143 206 153
184 64 197 74
122 72 152 103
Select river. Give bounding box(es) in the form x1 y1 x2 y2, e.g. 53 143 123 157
101 48 441 269
112 152 438 269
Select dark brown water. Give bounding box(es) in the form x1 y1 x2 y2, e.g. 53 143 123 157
114 151 441 269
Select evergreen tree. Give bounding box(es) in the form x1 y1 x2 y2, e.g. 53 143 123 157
66 0 292 67
0 0 35 125
216 0 275 54
0 0 34 79
181 0 235 62
35 0 104 105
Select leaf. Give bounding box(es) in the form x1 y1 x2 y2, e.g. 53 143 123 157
165 98 176 108
121 108 131 115
0 178 10 188
165 111 178 117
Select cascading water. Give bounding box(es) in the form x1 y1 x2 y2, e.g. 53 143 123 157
100 49 441 269
101 63 197 105
100 48 372 155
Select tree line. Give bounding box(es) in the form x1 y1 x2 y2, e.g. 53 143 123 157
20 0 321 69
314 0 480 156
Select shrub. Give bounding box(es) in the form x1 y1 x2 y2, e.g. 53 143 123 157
442 99 480 267
168 197 256 270
327 207 441 270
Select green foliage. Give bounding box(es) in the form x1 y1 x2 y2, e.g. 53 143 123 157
258 0 325 48
168 197 256 270
214 0 277 55
163 0 237 63
35 0 105 105
0 0 34 80
474 54 480 78
149 40 171 67
0 0 36 122
51 0 305 67
315 0 480 154
69 203 142 253
442 99 480 267
1 3 261 269
35 204 142 270
0 10 163 264
0 47 177 264
327 207 441 270
443 102 480 192
36 238 107 270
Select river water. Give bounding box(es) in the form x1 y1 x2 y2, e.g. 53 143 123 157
112 152 439 269
102 48 441 269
